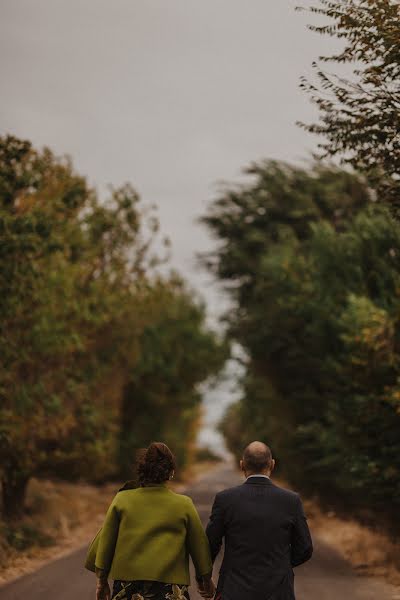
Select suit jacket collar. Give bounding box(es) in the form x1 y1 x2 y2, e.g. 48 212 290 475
244 476 272 485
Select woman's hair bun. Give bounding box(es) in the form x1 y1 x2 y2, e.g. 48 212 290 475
136 442 176 486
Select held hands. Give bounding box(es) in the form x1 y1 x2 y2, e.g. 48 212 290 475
96 578 111 600
97 575 214 600
197 575 216 599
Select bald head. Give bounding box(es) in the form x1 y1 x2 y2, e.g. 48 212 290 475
242 441 273 475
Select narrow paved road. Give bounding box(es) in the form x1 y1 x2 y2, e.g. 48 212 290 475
1 463 399 600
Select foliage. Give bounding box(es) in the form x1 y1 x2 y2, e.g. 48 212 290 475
194 446 222 463
3 523 54 551
118 275 228 479
202 161 400 526
0 135 226 518
298 0 400 205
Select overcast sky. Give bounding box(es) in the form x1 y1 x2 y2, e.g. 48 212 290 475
1 1 339 449
0 0 340 316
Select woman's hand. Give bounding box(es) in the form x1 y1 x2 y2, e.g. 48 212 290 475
96 578 111 600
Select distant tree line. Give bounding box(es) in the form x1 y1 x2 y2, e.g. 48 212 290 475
203 0 400 531
0 135 227 519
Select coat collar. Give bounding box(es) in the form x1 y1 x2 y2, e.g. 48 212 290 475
244 476 272 485
118 480 168 491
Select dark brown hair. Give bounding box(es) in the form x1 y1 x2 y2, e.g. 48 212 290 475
136 442 176 486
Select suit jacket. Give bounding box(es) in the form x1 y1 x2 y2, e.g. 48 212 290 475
206 476 313 600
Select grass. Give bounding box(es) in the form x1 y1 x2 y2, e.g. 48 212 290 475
3 524 54 551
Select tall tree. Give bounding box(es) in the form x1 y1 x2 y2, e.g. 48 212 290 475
202 161 400 528
298 0 400 205
118 275 228 479
0 135 226 518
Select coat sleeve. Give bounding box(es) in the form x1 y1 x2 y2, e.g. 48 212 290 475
290 494 313 567
95 494 121 576
186 497 213 577
84 527 102 572
205 492 225 563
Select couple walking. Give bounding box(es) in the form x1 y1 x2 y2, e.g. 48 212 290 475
86 440 313 600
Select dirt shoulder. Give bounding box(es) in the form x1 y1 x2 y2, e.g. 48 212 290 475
0 478 115 586
303 496 400 587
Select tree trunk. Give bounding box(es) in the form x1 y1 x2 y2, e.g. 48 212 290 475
1 469 30 520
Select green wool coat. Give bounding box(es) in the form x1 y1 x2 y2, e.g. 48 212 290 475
85 483 212 584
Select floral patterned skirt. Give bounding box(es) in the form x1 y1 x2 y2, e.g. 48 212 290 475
112 580 190 600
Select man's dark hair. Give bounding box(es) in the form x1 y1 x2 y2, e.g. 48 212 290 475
242 441 273 473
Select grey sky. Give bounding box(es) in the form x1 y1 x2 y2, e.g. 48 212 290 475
0 0 339 313
1 0 339 449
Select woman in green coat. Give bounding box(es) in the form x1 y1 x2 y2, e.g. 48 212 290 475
85 442 215 600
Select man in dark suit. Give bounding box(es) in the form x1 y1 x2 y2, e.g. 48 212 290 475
205 441 313 600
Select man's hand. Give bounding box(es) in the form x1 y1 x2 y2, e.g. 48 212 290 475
197 575 216 599
96 578 111 600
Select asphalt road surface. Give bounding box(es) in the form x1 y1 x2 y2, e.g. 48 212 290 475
1 463 399 600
